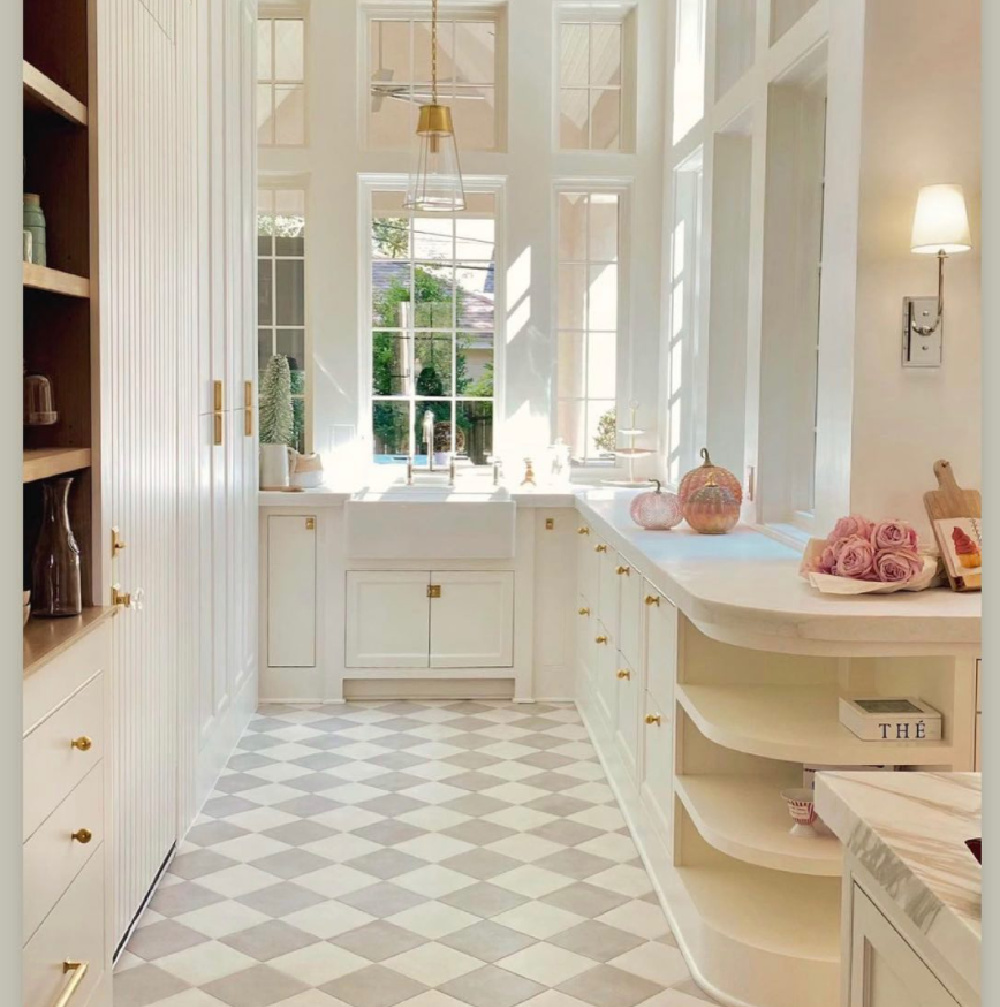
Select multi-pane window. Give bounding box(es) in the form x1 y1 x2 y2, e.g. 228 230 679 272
258 188 306 453
369 188 496 465
368 15 500 151
258 17 305 146
558 19 624 150
556 190 622 463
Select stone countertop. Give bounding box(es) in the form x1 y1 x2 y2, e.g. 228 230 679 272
259 484 981 653
815 771 981 995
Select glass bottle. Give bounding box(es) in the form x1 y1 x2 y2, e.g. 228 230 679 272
32 476 83 617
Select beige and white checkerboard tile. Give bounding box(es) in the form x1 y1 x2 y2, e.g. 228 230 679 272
116 702 717 1007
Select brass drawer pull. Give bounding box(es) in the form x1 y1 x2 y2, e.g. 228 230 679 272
577 607 590 616
70 736 92 752
595 544 608 553
616 565 630 576
645 713 661 726
645 595 661 606
577 526 590 535
244 380 253 437
53 961 89 1007
71 829 92 844
617 669 631 680
595 635 608 644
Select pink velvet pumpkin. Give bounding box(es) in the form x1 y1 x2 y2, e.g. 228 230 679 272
679 447 743 507
629 479 683 530
683 475 739 534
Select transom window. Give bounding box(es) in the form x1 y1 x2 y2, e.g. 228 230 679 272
556 189 623 463
367 11 502 152
258 187 306 453
257 16 305 146
369 187 497 466
558 16 626 151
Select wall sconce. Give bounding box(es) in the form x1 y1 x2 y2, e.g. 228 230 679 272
902 183 971 367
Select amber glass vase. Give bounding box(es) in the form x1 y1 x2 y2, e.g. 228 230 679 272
32 476 83 617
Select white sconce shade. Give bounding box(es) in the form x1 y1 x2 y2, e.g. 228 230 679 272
910 184 972 254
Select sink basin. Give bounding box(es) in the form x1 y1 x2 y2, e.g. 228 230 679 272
345 486 516 559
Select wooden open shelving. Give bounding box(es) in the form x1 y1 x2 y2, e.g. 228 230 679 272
23 262 90 298
23 447 92 484
676 683 956 766
23 606 113 679
22 59 87 126
675 774 842 877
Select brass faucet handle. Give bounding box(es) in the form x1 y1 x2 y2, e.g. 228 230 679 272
70 736 92 752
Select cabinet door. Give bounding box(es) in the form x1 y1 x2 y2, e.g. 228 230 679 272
346 572 431 668
267 516 317 668
641 690 674 853
430 572 514 668
645 584 678 713
576 604 594 688
618 562 642 672
614 656 640 782
597 547 621 644
593 619 618 727
849 886 958 1007
578 527 599 606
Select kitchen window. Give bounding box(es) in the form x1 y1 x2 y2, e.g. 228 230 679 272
258 15 306 146
366 182 499 466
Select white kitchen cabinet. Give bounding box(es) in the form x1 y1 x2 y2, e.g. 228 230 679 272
614 655 641 781
431 571 514 668
618 563 642 673
594 618 618 727
578 526 600 607
267 516 318 668
346 570 514 670
597 546 622 643
644 583 678 713
849 885 958 1007
641 689 674 853
346 572 432 668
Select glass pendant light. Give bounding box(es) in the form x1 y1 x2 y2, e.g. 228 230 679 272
405 0 466 212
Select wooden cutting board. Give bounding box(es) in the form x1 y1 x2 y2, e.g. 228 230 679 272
924 460 981 591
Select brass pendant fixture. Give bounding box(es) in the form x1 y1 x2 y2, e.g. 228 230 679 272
404 0 466 212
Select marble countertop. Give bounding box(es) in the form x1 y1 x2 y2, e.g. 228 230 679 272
816 772 981 995
259 483 981 653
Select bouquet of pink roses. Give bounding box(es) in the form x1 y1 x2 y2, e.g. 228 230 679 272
801 515 938 594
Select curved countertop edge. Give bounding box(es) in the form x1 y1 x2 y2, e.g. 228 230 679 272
259 485 982 654
815 772 981 997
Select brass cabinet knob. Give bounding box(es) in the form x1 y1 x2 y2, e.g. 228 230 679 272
595 635 608 644
645 713 662 726
71 828 93 844
70 736 92 752
616 565 630 576
617 669 631 680
577 527 590 535
112 584 144 610
578 607 590 616
645 595 661 607
595 544 608 553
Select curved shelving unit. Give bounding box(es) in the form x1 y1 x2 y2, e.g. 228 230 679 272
676 683 956 766
675 774 842 876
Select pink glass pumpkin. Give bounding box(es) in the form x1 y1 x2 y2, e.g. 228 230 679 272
683 475 740 534
679 447 743 507
629 479 683 530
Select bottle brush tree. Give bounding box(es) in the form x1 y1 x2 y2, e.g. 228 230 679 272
259 354 294 446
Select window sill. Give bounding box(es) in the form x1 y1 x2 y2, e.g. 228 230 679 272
756 522 811 552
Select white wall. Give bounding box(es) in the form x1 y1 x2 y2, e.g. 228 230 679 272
849 0 981 538
261 0 668 474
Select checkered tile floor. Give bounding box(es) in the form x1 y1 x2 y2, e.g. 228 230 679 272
115 701 717 1007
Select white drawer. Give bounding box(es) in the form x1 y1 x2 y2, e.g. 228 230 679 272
24 675 105 842
24 623 111 734
23 849 106 1007
24 765 104 942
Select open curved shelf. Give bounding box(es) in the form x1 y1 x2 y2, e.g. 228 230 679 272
676 774 841 876
676 683 956 766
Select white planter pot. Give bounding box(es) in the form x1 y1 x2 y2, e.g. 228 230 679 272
260 443 290 488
